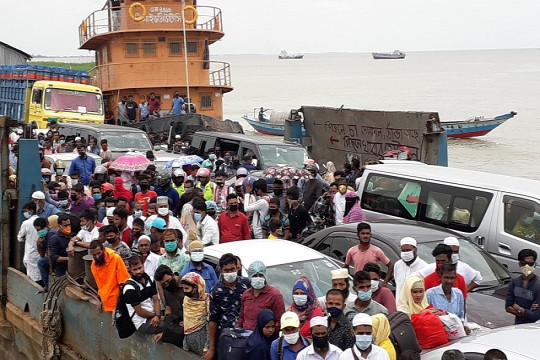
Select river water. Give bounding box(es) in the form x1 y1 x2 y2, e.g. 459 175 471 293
217 49 540 180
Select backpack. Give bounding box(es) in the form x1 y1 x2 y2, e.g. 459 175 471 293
218 327 252 360
387 311 421 354
114 279 139 339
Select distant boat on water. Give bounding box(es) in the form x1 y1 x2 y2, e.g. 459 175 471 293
279 50 304 59
372 50 406 59
441 111 517 138
242 107 306 136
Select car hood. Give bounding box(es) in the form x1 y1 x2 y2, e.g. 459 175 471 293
467 289 515 329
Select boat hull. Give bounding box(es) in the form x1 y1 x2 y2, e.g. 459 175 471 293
243 116 305 136
441 114 514 138
278 55 304 59
372 52 405 59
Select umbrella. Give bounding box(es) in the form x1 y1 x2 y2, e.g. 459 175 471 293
262 166 310 181
164 155 204 169
110 152 151 172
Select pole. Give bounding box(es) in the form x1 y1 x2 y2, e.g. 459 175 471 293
182 0 191 114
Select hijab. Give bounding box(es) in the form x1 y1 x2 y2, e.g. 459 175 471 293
245 309 277 360
181 272 208 334
287 276 320 325
371 314 392 345
396 277 429 316
323 161 336 184
343 192 366 223
113 177 133 202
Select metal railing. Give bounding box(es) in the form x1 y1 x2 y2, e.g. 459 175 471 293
89 59 232 91
79 5 223 46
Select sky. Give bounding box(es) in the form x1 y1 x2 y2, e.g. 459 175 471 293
3 0 540 56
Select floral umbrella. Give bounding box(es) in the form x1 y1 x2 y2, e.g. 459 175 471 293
164 155 204 169
262 166 310 182
110 152 151 172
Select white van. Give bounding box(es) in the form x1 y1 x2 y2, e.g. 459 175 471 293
357 162 540 274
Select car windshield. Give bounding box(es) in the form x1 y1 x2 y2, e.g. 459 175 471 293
101 132 152 152
416 239 511 288
259 145 309 168
44 88 103 114
265 258 337 306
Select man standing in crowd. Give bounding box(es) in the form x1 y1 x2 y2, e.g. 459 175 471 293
345 271 389 320
297 316 342 360
103 225 132 265
153 265 185 347
170 91 184 116
426 263 466 324
32 191 60 218
137 235 160 278
339 313 390 360
505 249 540 324
363 263 396 313
326 289 355 351
195 168 216 201
422 244 468 298
125 95 138 123
156 175 181 212
180 240 218 293
113 207 132 247
192 197 219 246
148 92 161 117
70 183 95 215
69 145 95 186
158 229 190 274
18 202 41 282
286 186 312 240
218 194 251 242
49 214 72 278
393 237 427 301
244 179 271 239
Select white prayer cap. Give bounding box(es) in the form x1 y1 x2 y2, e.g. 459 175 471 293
32 191 46 200
106 207 115 217
331 268 349 280
444 237 460 247
352 313 372 327
400 237 417 247
310 316 328 328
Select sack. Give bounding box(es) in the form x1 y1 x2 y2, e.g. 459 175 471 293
439 314 466 341
387 311 422 356
411 312 448 349
218 327 252 360
115 280 138 339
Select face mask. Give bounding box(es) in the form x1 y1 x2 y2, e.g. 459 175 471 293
158 208 169 216
102 145 108 151
223 271 238 284
270 208 279 216
521 264 535 277
71 194 78 201
81 225 90 232
60 140 65 145
293 294 308 307
163 279 178 291
37 229 48 237
355 334 372 350
401 251 415 263
43 177 51 183
154 145 161 151
209 154 216 161
78 151 86 158
251 277 265 289
357 289 372 302
61 226 71 235
339 185 347 194
164 241 178 253
370 280 380 293
185 188 193 193
191 252 204 262
134 210 143 218
23 211 32 219
229 204 238 212
312 334 329 349
71 179 79 186
194 213 202 222
327 306 343 319
94 254 106 266
216 181 224 187
93 193 102 201
207 210 216 217
59 199 69 207
140 184 149 191
283 332 299 345
524 217 534 225
224 156 231 162
451 253 460 264
55 169 64 176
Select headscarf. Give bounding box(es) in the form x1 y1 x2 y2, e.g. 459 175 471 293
287 276 320 325
396 277 429 316
343 192 366 223
245 309 278 360
181 272 208 334
323 161 336 184
48 215 59 230
113 177 133 202
371 314 392 345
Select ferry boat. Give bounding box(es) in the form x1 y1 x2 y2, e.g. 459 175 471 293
242 107 306 136
278 50 303 59
372 50 406 59
78 0 233 120
441 111 517 138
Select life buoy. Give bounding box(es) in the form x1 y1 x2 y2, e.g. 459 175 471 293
129 2 147 22
183 5 198 25
81 19 88 36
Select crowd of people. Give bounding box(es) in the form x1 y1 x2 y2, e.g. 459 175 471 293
10 130 529 360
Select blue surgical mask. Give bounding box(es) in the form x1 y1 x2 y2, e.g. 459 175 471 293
355 334 372 350
357 289 372 302
93 193 102 201
23 211 31 219
194 213 202 222
81 225 90 232
134 210 143 218
59 199 69 207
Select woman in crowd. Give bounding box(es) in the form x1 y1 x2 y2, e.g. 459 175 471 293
343 192 366 223
371 314 397 360
287 276 324 338
245 309 278 360
396 277 430 316
181 272 209 355
324 161 336 184
180 203 197 233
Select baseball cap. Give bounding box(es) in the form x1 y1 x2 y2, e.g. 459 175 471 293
151 217 167 230
281 311 300 329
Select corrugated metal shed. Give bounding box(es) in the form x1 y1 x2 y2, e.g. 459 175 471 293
0 41 32 65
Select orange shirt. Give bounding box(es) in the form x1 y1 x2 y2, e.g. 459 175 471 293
91 247 130 312
134 190 157 216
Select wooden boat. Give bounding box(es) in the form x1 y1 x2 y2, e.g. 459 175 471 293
242 108 305 136
372 50 406 59
279 50 303 59
442 111 517 138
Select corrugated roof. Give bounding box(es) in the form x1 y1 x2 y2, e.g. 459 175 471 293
0 41 32 60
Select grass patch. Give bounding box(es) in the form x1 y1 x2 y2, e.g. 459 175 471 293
30 62 95 72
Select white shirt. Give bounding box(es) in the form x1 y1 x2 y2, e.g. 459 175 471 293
17 215 42 281
123 276 156 329
145 215 187 240
333 192 347 225
199 215 219 246
76 226 99 243
415 260 483 286
339 345 390 360
297 344 342 360
243 194 270 239
127 214 147 228
144 252 160 278
394 256 428 302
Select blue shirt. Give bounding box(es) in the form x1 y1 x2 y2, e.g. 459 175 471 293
37 202 61 219
156 186 181 212
180 261 219 293
209 277 251 331
69 155 96 185
426 285 465 321
270 336 309 360
505 275 540 324
172 97 184 115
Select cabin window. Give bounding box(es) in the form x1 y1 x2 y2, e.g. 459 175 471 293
143 42 156 56
503 196 540 244
200 95 212 109
125 42 139 56
187 42 198 54
169 42 182 55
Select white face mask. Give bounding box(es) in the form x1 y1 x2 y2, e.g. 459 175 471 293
451 253 460 264
251 277 265 289
293 294 308 307
223 272 238 284
71 179 79 186
157 207 169 216
370 280 380 292
191 252 204 262
401 250 415 263
283 332 300 345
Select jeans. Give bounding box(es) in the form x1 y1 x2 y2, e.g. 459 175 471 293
37 257 50 289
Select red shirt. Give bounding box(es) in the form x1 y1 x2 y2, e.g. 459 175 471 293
372 286 397 313
424 271 468 298
134 190 157 216
119 225 132 248
148 98 161 113
218 211 251 243
236 285 285 331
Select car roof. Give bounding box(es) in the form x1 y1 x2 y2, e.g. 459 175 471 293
193 131 304 147
203 239 325 266
364 163 540 198
422 323 540 359
57 123 146 133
